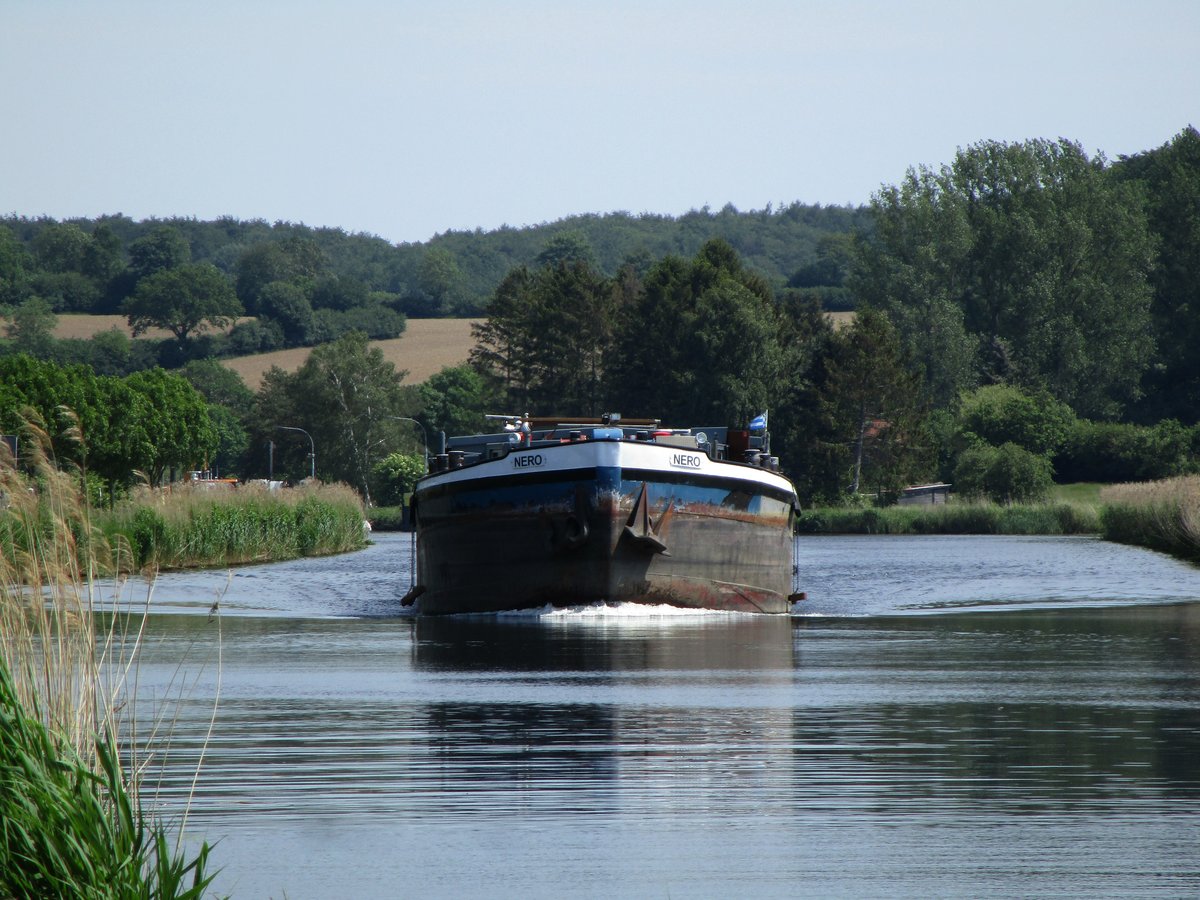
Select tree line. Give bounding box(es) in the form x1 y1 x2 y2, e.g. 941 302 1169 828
2 126 1197 506
0 355 215 497
466 127 1200 502
0 201 865 325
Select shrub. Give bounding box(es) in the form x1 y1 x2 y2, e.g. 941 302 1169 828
958 384 1076 456
310 304 406 343
366 505 409 531
371 452 425 507
1056 419 1194 483
222 318 284 354
954 442 1053 504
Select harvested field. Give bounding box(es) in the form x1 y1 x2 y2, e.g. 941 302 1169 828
53 314 248 340
221 318 482 389
49 315 479 388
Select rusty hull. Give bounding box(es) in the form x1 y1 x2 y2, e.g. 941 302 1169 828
412 455 796 614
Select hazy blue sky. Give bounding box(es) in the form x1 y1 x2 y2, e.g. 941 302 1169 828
2 1 1197 244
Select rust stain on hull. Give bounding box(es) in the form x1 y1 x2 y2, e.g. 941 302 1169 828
415 504 794 615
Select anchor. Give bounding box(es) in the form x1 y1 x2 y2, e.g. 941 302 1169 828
622 482 673 555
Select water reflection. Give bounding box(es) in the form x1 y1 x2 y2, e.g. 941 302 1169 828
413 613 796 671
124 535 1200 898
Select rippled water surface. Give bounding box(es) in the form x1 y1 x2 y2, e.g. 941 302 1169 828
127 534 1200 898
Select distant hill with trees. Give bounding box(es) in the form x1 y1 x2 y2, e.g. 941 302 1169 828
0 201 868 320
2 125 1198 504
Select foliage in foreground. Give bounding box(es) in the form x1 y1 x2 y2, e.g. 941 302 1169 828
0 663 217 899
0 425 220 898
1100 476 1200 562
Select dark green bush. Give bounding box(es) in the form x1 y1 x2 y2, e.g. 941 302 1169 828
1055 419 1194 483
958 384 1076 456
954 442 1053 504
367 505 410 531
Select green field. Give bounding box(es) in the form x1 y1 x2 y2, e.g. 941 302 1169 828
1049 483 1104 504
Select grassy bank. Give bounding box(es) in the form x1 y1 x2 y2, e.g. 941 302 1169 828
1100 476 1200 562
95 482 368 572
796 501 1100 536
1 430 218 897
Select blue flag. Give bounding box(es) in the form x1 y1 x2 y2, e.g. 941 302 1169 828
749 412 768 432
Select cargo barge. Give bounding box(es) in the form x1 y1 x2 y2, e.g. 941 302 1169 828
403 414 800 615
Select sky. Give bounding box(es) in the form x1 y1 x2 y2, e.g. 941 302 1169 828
2 1 1197 245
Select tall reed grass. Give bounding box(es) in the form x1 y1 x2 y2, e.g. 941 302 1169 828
97 481 367 572
0 415 219 898
1100 476 1200 562
795 501 1100 536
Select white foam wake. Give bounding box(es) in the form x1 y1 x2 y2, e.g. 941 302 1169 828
496 601 747 619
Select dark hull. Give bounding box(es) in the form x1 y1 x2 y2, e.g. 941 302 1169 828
412 443 796 615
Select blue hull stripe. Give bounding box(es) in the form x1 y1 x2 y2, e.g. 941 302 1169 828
416 465 795 507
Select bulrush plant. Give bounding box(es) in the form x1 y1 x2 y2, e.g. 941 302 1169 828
0 416 220 898
1100 476 1200 562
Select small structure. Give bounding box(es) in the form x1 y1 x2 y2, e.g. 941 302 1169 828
898 483 952 506
189 470 238 490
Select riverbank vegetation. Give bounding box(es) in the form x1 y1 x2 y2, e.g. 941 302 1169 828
796 501 1100 536
1100 477 1200 563
366 505 409 531
0 414 366 575
3 127 1199 520
96 481 367 572
797 476 1200 570
0 431 217 897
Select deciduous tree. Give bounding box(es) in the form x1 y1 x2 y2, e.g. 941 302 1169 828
127 226 190 280
1114 126 1200 421
123 368 218 483
252 331 414 502
852 139 1155 419
418 365 494 439
122 263 243 349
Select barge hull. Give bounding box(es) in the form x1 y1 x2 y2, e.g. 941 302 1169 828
413 447 796 614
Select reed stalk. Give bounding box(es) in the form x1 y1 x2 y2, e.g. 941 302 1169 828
1100 476 1200 562
0 411 220 898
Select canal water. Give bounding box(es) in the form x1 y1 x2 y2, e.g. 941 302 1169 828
123 534 1200 898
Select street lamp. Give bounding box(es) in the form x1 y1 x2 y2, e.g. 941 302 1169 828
275 425 315 480
388 416 428 467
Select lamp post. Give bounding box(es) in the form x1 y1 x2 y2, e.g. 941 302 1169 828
388 416 429 467
276 425 315 480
